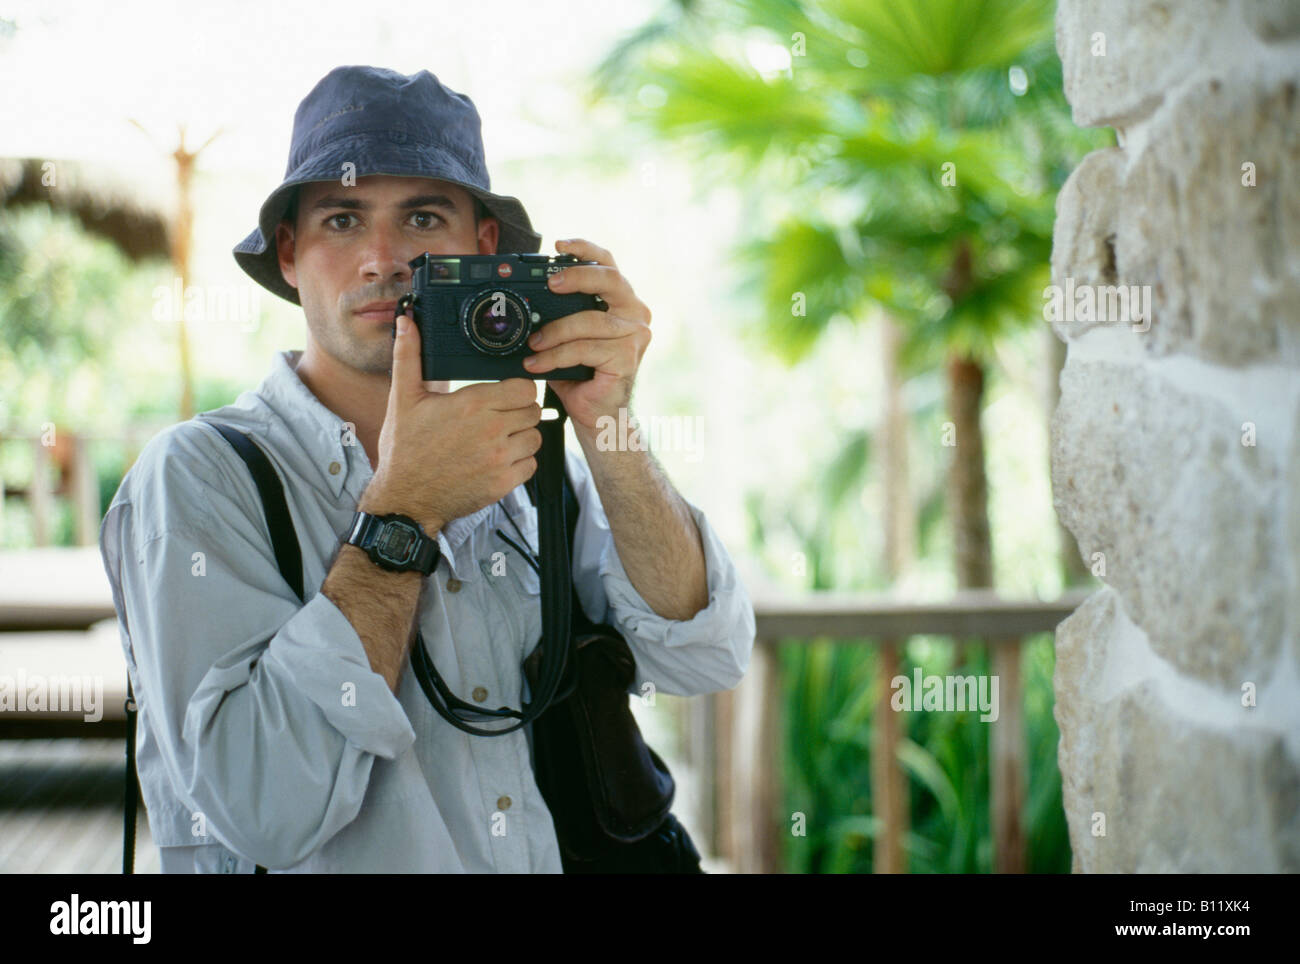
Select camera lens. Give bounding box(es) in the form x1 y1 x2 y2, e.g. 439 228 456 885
463 289 529 354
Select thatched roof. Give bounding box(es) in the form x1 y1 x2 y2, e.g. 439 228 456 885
1 157 170 262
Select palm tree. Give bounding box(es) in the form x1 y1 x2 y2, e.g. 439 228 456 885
591 0 1103 591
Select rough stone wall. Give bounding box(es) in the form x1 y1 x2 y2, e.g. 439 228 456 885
1050 0 1300 871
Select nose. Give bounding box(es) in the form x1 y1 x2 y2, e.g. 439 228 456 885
359 221 413 291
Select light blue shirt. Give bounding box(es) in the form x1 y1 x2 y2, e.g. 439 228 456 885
98 349 755 873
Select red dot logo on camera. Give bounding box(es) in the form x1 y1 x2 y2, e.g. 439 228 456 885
497 262 512 278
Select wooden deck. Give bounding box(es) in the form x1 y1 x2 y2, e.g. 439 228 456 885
0 733 720 874
0 738 159 873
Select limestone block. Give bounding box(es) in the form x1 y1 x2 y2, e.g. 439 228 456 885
1055 0 1291 128
1116 63 1300 365
1051 359 1285 689
1050 146 1126 343
1055 590 1300 872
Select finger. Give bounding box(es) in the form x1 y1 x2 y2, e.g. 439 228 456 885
493 377 541 410
506 426 543 462
548 265 648 324
454 377 536 410
503 402 543 434
529 310 631 353
508 455 539 488
388 311 423 405
547 263 630 301
524 337 623 374
557 238 615 269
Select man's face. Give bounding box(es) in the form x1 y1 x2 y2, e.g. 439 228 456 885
275 174 499 375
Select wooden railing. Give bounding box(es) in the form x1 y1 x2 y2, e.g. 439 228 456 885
685 589 1094 874
0 428 163 547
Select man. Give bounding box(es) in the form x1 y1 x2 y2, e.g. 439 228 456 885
98 65 755 872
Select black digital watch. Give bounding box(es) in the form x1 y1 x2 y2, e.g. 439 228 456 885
345 510 440 575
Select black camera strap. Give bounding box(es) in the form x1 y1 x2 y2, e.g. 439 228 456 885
409 384 574 735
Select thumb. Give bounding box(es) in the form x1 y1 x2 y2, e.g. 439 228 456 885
388 310 422 405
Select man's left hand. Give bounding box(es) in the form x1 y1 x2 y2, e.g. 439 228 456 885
522 238 652 431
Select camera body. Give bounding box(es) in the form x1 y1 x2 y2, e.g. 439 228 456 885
406 252 605 381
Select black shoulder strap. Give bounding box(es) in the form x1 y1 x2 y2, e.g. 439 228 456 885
206 422 304 603
124 421 291 875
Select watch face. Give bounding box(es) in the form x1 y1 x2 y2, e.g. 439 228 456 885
375 521 419 565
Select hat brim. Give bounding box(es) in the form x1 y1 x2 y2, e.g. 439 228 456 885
233 136 542 305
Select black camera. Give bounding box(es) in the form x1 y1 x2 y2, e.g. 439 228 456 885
402 252 606 381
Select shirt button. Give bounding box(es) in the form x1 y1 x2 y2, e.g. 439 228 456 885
497 795 512 811
472 686 488 702
447 577 462 592
328 461 341 475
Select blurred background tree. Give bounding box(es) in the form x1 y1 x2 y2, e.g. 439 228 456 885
593 0 1104 591
589 0 1109 871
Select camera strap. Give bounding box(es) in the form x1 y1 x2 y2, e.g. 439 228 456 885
408 383 575 736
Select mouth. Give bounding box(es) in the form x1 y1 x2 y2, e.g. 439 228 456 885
354 301 399 322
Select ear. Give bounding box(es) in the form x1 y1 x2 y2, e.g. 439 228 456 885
275 221 298 292
476 215 499 255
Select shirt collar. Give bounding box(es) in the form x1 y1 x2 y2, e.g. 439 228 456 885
256 349 356 500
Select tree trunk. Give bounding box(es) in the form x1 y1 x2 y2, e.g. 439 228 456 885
945 354 993 590
946 352 1025 872
873 313 912 873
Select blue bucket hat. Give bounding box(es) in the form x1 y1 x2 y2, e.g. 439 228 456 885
233 65 541 305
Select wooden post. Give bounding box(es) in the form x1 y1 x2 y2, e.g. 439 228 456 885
713 686 734 865
871 638 908 872
71 435 99 545
991 636 1026 873
30 436 53 546
728 639 782 873
688 692 718 861
130 120 222 421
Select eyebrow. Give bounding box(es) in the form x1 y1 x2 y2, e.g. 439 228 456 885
309 193 460 213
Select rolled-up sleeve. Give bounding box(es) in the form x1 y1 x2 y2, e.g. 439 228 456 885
100 426 414 869
565 449 755 697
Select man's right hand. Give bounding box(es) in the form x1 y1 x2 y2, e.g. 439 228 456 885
360 310 542 534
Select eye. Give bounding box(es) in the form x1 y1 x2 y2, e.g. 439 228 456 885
410 211 445 229
325 213 356 230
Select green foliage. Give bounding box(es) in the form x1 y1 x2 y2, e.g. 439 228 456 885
779 639 878 873
194 375 247 414
0 206 115 370
781 633 1069 874
93 440 129 520
0 204 164 427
